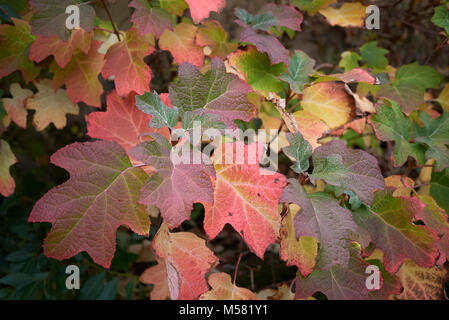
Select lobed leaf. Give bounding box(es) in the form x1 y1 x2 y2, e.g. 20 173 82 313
102 28 155 97
129 133 215 228
26 79 79 131
352 190 439 273
204 141 286 258
281 179 357 270
136 92 179 129
310 139 385 205
0 139 17 197
29 140 150 268
152 223 219 300
169 57 255 128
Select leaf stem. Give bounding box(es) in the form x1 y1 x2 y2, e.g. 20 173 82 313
233 253 243 285
94 26 116 35
87 261 139 279
100 0 121 41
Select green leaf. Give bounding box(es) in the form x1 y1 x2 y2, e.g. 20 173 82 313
338 51 361 72
159 0 188 16
181 111 226 131
379 63 443 114
79 272 106 300
125 280 135 300
97 278 118 300
235 8 276 31
430 168 449 213
280 50 315 93
0 272 49 291
369 102 425 166
431 5 449 35
0 19 40 83
282 131 312 173
352 190 438 273
360 41 389 70
291 0 336 15
414 112 449 171
229 47 285 95
394 62 443 91
136 92 178 129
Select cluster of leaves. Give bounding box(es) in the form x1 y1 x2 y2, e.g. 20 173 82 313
0 0 449 300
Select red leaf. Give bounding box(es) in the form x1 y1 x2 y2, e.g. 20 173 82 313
329 68 376 84
204 141 286 258
29 140 150 268
129 0 173 38
86 90 170 151
102 28 155 97
238 22 289 66
185 0 226 24
129 134 215 228
261 3 303 32
152 223 219 300
51 40 104 107
29 29 92 68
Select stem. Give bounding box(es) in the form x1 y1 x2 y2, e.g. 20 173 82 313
132 163 152 168
289 278 295 291
426 37 449 65
94 26 116 34
315 63 334 70
100 0 121 41
249 268 255 291
269 92 299 133
233 253 243 285
88 261 138 279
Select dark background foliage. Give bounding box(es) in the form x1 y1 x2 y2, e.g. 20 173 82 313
0 0 448 299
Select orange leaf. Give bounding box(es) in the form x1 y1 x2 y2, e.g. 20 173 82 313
50 40 105 107
2 83 33 128
300 82 355 129
152 223 219 300
200 272 258 300
102 28 155 97
159 23 204 67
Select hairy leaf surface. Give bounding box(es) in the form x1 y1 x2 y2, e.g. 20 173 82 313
29 140 150 268
204 141 286 258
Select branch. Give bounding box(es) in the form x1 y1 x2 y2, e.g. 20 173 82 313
268 92 299 133
100 0 121 41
